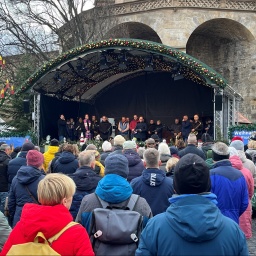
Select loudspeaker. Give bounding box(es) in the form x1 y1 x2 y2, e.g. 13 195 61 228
23 100 30 113
215 95 222 111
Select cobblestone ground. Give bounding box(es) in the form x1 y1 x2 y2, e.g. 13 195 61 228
247 217 256 255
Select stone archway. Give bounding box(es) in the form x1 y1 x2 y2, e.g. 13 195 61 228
186 18 256 119
104 22 162 43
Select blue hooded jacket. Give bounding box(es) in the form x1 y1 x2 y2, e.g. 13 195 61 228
8 165 45 227
136 194 248 256
130 168 174 216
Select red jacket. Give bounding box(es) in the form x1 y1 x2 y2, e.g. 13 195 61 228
129 120 138 131
1 203 94 256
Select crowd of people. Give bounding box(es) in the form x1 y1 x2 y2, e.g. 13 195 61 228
57 113 214 143
0 130 255 255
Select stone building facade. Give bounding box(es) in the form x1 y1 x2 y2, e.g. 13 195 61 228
91 0 256 121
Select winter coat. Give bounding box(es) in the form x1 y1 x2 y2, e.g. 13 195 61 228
134 122 147 141
230 155 254 239
130 168 175 216
109 145 123 156
0 211 11 251
43 145 59 171
181 120 191 139
245 148 256 164
69 166 102 220
123 149 144 182
178 144 206 160
99 121 112 140
0 151 10 192
58 119 67 137
210 160 248 224
159 154 171 171
8 166 45 227
76 174 152 232
7 151 28 187
135 194 248 256
47 151 62 173
94 161 105 177
100 151 112 165
0 203 94 256
52 151 78 175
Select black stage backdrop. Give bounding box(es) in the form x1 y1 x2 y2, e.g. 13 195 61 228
40 72 213 139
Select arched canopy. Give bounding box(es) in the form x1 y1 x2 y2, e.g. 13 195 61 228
13 39 228 103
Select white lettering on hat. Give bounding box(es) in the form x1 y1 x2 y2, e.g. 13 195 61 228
150 173 157 186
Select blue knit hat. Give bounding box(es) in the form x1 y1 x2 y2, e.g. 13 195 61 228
104 154 129 178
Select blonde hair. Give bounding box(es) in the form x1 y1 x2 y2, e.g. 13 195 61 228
248 140 256 149
38 173 76 206
166 157 179 172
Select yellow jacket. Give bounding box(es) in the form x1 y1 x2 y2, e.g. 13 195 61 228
43 146 59 171
95 161 105 177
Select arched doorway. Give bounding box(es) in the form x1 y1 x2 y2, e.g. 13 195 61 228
104 22 162 43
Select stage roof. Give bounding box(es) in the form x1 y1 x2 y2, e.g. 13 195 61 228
8 39 230 103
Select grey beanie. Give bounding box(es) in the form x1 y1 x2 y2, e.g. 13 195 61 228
104 154 129 178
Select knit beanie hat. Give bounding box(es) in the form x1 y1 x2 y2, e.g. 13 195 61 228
26 150 44 168
114 135 126 146
229 140 244 152
228 147 239 157
211 142 229 161
187 133 197 144
173 153 211 194
123 140 137 150
50 139 59 146
104 154 129 178
21 142 35 151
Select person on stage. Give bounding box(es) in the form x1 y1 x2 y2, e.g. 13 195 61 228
129 115 139 139
75 117 85 140
84 114 91 140
181 115 191 142
91 115 99 139
155 120 163 141
134 116 147 142
99 116 112 141
58 114 66 142
118 116 129 140
148 119 156 138
202 118 213 140
169 118 182 144
191 114 203 140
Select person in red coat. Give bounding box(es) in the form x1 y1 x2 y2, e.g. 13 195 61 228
1 173 94 256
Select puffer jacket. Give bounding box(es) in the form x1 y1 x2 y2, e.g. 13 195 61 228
230 155 254 239
43 146 59 171
131 168 175 216
8 165 45 227
0 204 94 256
52 151 78 175
123 149 144 182
69 166 102 220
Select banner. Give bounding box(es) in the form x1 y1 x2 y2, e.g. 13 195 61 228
232 130 256 145
0 136 31 148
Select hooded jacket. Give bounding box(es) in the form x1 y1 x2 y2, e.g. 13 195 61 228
43 145 59 170
130 168 175 216
178 144 206 160
52 151 78 175
0 211 11 251
76 174 152 232
7 151 27 187
0 203 94 256
210 160 248 224
123 149 144 182
0 151 10 192
230 155 254 239
8 165 45 227
238 150 256 183
135 195 248 256
69 166 102 220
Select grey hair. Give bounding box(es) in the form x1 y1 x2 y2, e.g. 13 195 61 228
158 142 170 155
0 144 10 151
78 150 96 166
102 141 112 152
143 148 160 168
137 147 146 159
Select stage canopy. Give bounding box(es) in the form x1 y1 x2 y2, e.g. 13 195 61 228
6 39 235 139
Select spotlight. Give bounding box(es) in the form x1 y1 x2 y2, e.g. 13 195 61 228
144 56 154 72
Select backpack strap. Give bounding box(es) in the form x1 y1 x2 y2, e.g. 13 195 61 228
48 221 78 243
96 195 110 209
126 194 139 211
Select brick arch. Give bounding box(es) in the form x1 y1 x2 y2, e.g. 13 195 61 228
104 22 162 44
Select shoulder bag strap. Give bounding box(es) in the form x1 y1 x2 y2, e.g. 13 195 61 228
95 194 110 209
25 186 39 204
48 221 79 243
126 194 140 211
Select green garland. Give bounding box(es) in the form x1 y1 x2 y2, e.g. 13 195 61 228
228 124 256 140
0 38 228 106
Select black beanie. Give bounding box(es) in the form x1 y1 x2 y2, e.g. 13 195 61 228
173 153 211 194
50 139 59 146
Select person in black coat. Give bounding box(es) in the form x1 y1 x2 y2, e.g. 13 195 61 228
99 116 112 141
7 142 35 188
134 116 147 141
10 147 22 159
155 120 163 141
147 120 156 138
8 150 45 227
69 150 102 220
178 133 206 160
58 114 66 142
181 115 191 142
52 144 78 175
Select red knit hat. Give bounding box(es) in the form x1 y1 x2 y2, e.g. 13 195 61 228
231 136 243 142
26 150 44 168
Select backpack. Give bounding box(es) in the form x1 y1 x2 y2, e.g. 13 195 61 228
7 222 78 255
90 194 143 256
